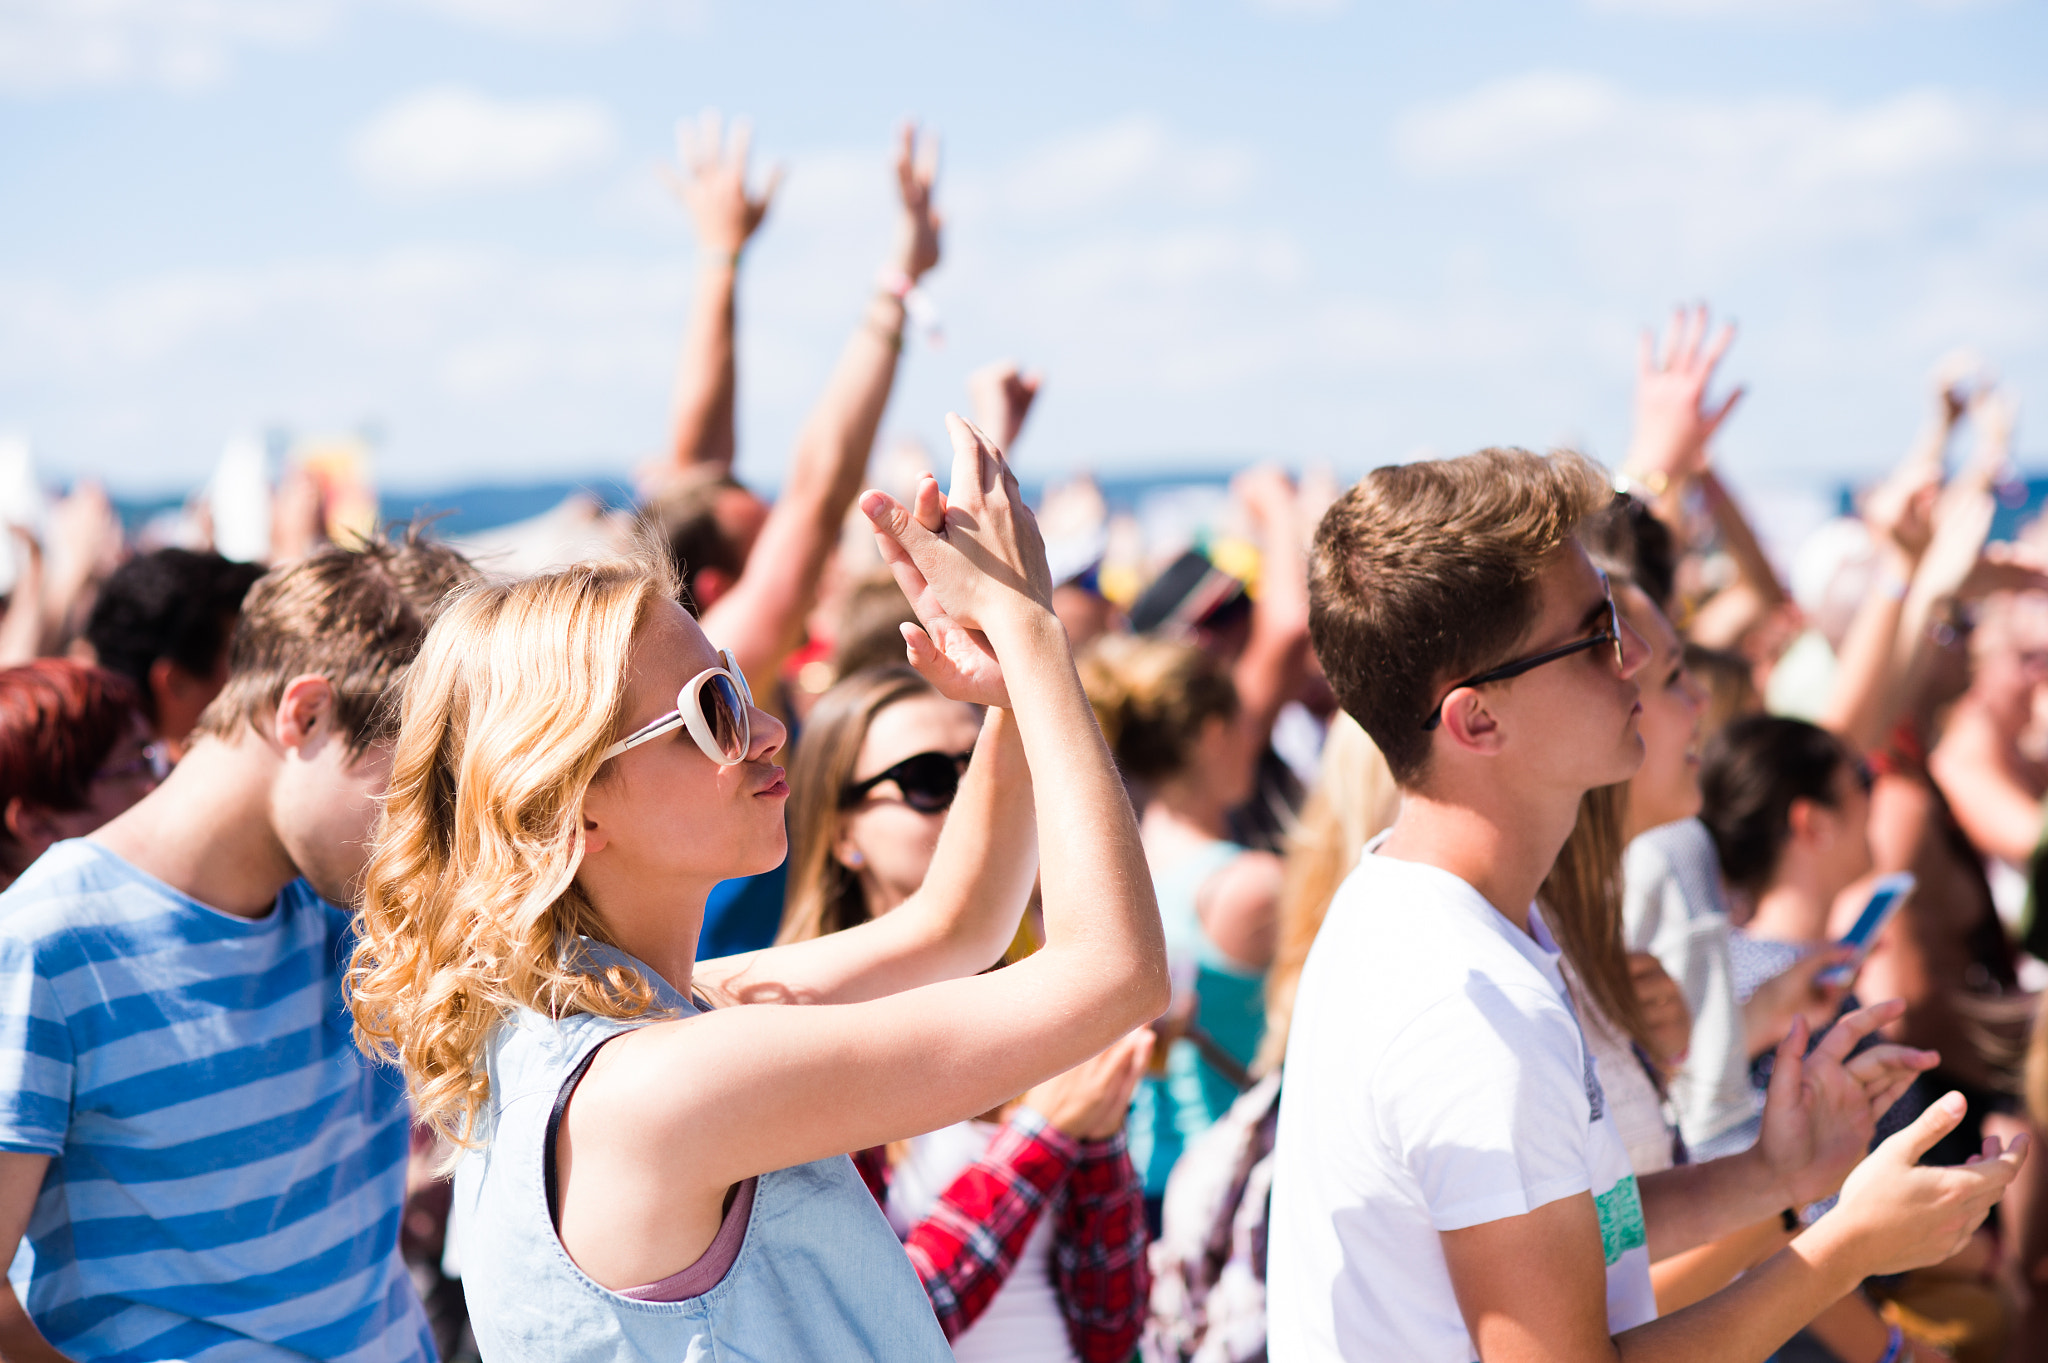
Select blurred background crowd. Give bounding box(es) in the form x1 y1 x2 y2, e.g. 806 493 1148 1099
5 2 2048 1360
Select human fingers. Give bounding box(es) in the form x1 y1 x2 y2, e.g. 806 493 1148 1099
1702 385 1745 443
915 126 940 193
1845 1043 1939 1087
861 489 943 605
1814 998 1904 1064
894 121 916 196
1699 318 1737 377
1677 304 1707 371
1658 309 1682 372
1763 1014 1810 1115
755 162 785 215
944 412 997 500
1887 1092 1972 1168
912 473 948 534
728 115 752 173
901 621 941 670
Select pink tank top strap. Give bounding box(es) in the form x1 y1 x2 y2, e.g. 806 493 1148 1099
617 1176 759 1302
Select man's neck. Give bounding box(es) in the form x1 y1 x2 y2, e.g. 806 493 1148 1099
1374 780 1583 935
91 737 299 919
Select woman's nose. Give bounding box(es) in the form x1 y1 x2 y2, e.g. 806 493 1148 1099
748 705 787 763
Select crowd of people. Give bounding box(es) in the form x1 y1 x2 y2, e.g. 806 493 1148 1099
0 110 2041 1363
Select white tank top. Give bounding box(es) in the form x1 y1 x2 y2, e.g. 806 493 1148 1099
885 1120 1080 1363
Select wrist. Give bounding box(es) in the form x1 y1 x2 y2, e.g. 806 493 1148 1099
1615 465 1673 500
982 604 1068 662
698 245 742 271
1789 1200 1883 1290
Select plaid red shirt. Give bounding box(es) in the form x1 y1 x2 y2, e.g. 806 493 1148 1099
855 1107 1149 1363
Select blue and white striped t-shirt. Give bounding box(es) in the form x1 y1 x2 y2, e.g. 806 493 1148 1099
0 839 431 1362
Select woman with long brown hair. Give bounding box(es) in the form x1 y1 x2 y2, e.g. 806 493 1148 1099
778 663 1153 1363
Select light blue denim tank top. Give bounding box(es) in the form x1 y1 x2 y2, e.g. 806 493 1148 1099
453 940 953 1361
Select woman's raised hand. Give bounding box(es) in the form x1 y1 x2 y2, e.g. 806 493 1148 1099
860 415 1055 706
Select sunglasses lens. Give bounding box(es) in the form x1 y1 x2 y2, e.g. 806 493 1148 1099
893 753 962 812
697 673 749 763
722 650 754 707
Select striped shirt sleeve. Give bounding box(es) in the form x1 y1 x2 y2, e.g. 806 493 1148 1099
0 933 70 1156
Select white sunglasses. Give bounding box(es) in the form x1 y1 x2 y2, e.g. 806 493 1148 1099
600 648 754 766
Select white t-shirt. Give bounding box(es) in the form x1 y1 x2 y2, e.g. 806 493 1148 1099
1268 852 1658 1361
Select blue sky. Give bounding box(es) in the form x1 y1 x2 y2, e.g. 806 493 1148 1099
1 0 2043 499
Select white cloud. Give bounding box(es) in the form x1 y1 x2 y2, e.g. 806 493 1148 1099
985 116 1255 222
0 0 334 94
398 0 708 39
348 87 618 196
1394 74 2048 275
0 0 707 93
1586 0 2002 14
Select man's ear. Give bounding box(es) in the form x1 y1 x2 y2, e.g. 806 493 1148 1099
1437 687 1506 756
272 675 336 754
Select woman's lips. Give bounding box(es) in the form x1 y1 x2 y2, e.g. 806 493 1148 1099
757 768 789 799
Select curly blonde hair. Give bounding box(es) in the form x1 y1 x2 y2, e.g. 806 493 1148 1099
348 552 678 1146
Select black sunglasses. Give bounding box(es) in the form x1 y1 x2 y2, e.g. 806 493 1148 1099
841 750 975 813
1422 573 1625 731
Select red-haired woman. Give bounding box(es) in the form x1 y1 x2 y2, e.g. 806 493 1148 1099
0 660 158 889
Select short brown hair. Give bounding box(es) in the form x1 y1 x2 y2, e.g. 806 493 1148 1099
193 529 479 755
644 467 750 615
1309 447 1611 784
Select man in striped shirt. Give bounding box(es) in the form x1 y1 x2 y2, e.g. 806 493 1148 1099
0 532 475 1362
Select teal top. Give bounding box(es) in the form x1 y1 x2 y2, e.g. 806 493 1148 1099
1128 839 1268 1196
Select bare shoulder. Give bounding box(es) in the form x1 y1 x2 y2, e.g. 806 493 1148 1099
1197 849 1285 971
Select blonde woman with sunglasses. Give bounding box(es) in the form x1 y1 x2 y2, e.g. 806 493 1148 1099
349 415 1166 1360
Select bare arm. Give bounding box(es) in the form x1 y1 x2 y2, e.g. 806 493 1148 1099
0 1152 67 1362
701 123 941 693
1227 467 1311 771
1648 1216 1789 1316
1444 1096 2024 1362
560 417 1167 1288
699 700 1037 1005
1931 702 2046 865
658 111 778 477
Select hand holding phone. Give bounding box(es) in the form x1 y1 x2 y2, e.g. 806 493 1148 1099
1818 872 1916 988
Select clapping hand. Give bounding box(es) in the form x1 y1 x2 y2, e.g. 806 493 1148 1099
670 109 779 258
862 415 1055 709
1754 999 1940 1210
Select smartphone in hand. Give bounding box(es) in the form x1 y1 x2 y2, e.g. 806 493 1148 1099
1817 872 1916 988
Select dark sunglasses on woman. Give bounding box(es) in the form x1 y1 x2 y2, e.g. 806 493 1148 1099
841 750 974 814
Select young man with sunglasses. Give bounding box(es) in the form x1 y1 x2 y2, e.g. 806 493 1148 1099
0 534 476 1362
1267 446 2027 1362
